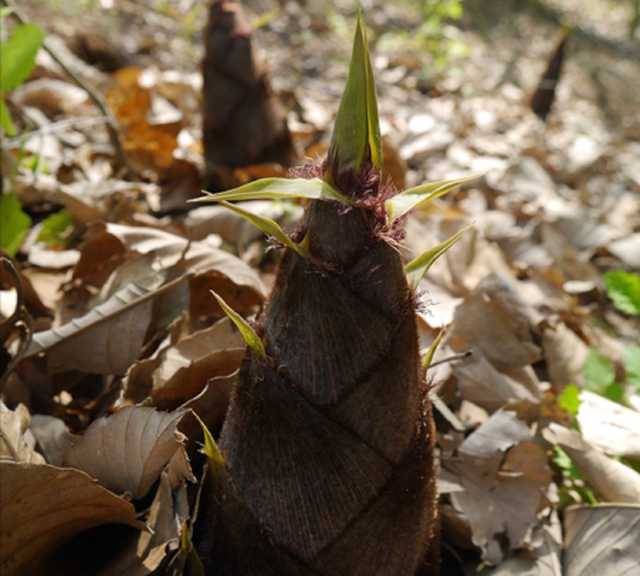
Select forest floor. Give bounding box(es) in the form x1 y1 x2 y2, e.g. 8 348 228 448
1 0 640 575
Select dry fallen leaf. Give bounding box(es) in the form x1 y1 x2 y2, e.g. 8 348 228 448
150 317 244 403
26 274 186 375
28 413 73 466
450 272 542 372
0 461 145 576
479 511 562 576
0 401 45 464
63 406 187 499
123 316 245 406
94 471 181 576
541 320 590 388
178 372 240 446
453 351 542 413
564 504 640 576
577 390 640 459
441 410 553 564
543 423 640 503
103 223 267 313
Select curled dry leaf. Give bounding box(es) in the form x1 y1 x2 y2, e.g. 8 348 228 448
577 390 640 459
103 223 267 312
0 461 145 576
28 414 73 466
441 410 554 564
123 316 245 407
156 346 244 410
63 406 187 499
0 400 45 464
178 372 240 446
64 223 128 295
151 346 244 409
94 472 181 576
166 443 197 489
564 504 640 576
543 423 640 503
479 511 563 576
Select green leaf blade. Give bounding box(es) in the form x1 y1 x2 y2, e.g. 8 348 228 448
386 173 483 222
1 23 47 92
364 36 382 171
604 271 640 315
210 289 267 360
218 200 307 258
423 329 444 372
326 13 382 179
0 192 32 256
190 177 350 205
583 350 616 393
37 210 73 246
405 224 473 289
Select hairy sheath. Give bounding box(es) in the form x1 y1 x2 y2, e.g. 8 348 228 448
219 194 438 575
194 15 452 576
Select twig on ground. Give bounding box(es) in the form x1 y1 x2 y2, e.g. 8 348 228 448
4 116 110 147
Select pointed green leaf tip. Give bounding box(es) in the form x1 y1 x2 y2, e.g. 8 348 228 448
189 177 351 205
218 200 309 259
210 290 268 360
192 411 225 467
180 519 205 575
405 223 473 289
423 329 444 372
326 13 382 180
386 172 484 222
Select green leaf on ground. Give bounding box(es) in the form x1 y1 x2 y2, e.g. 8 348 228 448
0 23 46 92
624 346 640 392
583 350 615 393
37 211 73 246
604 271 640 315
553 445 584 480
0 192 31 256
558 383 581 415
602 382 624 403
